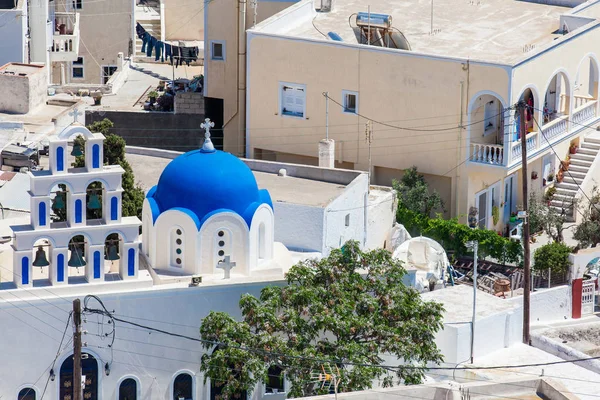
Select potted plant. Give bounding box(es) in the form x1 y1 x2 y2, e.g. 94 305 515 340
93 92 102 106
561 156 570 171
509 212 517 223
148 90 158 104
468 206 478 228
557 168 564 183
547 172 555 183
531 171 538 180
544 187 557 204
492 205 499 226
570 142 578 154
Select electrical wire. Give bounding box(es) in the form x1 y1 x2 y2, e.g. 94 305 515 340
39 311 73 399
312 12 328 39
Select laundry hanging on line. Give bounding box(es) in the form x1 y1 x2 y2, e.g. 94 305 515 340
136 22 199 67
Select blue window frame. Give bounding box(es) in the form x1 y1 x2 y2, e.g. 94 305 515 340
57 253 65 282
75 199 82 223
93 251 101 279
128 248 135 276
21 256 29 285
39 202 46 226
92 144 100 169
111 197 118 220
56 147 64 171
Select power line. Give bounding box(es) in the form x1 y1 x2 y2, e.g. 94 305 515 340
40 311 73 399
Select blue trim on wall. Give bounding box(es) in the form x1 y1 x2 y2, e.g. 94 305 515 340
94 251 101 279
21 256 29 285
57 253 64 282
170 207 201 229
127 248 135 276
39 202 46 226
111 197 118 221
75 199 82 223
56 147 64 171
92 144 100 169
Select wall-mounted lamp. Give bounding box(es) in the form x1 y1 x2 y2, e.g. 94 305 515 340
105 362 111 376
50 369 55 381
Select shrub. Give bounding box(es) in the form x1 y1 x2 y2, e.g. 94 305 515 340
533 242 572 274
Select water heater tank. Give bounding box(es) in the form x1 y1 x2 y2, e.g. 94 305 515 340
356 12 392 29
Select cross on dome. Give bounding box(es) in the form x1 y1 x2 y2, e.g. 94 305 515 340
200 118 216 153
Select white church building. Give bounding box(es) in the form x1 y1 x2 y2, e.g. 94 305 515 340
0 121 397 400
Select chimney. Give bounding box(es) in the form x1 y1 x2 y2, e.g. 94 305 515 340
318 139 335 168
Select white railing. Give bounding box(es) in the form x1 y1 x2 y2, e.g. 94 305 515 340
50 12 79 60
54 12 77 35
572 100 597 127
541 116 568 142
510 131 538 161
471 143 504 164
573 94 594 109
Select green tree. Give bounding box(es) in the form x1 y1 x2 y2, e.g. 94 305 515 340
573 187 600 249
533 242 572 275
71 119 145 219
393 166 445 219
199 241 445 399
528 192 569 243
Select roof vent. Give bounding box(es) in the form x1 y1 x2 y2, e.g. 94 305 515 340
314 0 332 12
278 168 287 177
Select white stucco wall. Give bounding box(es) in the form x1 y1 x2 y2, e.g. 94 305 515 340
0 8 26 67
507 285 573 324
273 202 324 253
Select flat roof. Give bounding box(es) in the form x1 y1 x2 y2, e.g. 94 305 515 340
273 0 578 63
0 63 44 76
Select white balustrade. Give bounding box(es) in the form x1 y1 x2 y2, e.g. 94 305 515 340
510 131 538 161
541 117 567 142
572 100 597 127
573 95 593 109
471 143 504 165
50 12 80 61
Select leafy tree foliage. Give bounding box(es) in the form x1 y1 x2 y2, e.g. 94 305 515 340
573 187 600 249
393 166 445 218
199 241 445 399
528 192 569 243
70 119 145 218
533 242 572 274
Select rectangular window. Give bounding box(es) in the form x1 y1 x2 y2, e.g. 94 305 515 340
280 82 306 118
342 90 358 113
542 154 556 187
211 41 224 60
101 65 117 84
72 57 84 79
72 0 82 9
345 214 350 227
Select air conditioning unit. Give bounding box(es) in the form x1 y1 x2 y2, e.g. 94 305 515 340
356 12 392 29
314 0 332 12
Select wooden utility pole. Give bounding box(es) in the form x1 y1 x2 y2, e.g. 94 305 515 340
518 102 531 345
73 298 83 400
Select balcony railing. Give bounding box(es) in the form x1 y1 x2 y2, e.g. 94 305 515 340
50 12 80 62
470 99 598 167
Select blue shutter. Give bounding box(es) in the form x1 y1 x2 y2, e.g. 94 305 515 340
56 147 64 171
128 248 135 276
21 256 29 285
111 197 118 220
92 144 100 169
39 202 46 226
93 251 101 279
75 199 82 223
57 254 65 282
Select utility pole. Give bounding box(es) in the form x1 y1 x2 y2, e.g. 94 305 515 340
73 298 83 400
518 101 531 345
365 120 373 191
466 240 478 363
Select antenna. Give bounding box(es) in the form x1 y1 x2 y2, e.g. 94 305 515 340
310 364 340 400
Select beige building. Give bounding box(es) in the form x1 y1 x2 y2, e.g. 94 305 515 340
240 0 600 230
204 0 299 154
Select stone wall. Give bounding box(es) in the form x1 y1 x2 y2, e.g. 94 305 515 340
174 92 205 114
86 110 215 151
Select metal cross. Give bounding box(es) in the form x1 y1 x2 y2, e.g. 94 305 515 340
200 118 215 152
69 107 82 124
217 255 236 279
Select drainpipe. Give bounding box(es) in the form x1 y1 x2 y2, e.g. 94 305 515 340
238 0 247 157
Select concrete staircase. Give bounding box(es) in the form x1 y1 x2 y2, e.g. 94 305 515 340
135 4 162 63
550 136 600 221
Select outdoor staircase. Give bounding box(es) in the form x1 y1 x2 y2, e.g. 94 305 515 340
135 2 162 63
550 136 600 221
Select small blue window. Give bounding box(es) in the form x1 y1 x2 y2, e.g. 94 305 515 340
57 253 64 282
75 199 82 223
56 147 64 171
111 197 118 221
93 251 101 279
128 248 135 276
21 256 29 285
92 144 100 169
38 202 46 226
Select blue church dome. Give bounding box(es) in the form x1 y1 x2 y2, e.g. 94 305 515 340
149 149 272 228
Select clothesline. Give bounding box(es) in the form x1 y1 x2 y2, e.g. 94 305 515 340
136 22 200 67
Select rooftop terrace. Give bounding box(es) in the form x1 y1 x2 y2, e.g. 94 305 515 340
262 0 595 63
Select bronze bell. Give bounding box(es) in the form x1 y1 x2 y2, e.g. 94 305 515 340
105 243 120 261
68 245 86 269
32 246 50 268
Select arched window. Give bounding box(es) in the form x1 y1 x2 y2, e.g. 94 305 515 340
60 353 98 400
119 378 138 400
173 373 193 400
18 387 36 400
210 348 247 400
92 144 100 169
38 202 46 227
128 248 135 276
56 146 64 171
75 199 83 223
93 250 101 279
170 228 184 268
57 253 65 282
111 196 119 220
21 256 29 285
265 365 285 394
